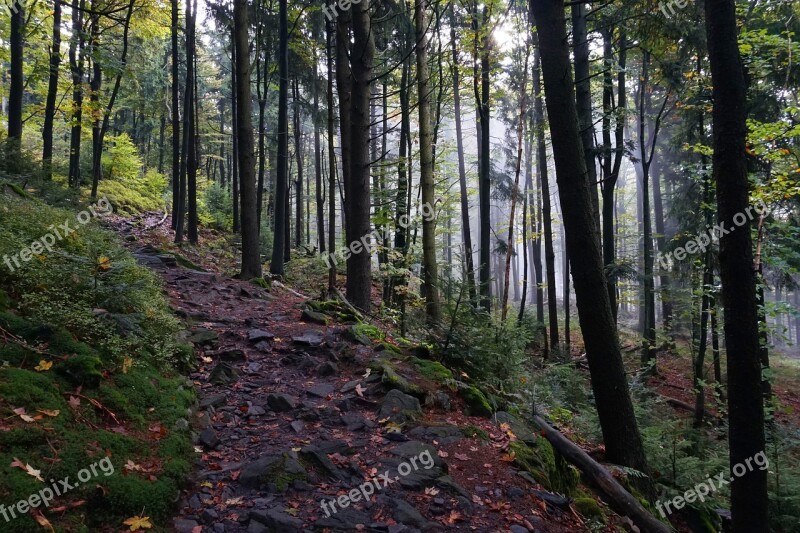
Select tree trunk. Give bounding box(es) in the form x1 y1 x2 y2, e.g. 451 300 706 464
170 0 181 228
42 0 62 178
705 0 768 527
7 0 24 162
326 19 337 293
530 0 651 486
293 78 305 247
533 43 560 354
270 0 290 275
68 0 86 189
415 0 441 323
346 0 375 311
314 36 325 253
476 6 492 312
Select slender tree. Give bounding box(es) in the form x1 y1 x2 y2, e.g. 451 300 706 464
270 0 289 276
43 0 63 179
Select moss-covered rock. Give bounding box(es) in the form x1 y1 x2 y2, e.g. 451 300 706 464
348 323 384 345
251 277 271 289
372 359 426 399
410 357 454 383
573 496 606 522
305 299 361 323
510 439 579 496
460 385 493 417
58 354 105 388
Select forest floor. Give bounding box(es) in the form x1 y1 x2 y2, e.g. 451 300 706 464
111 212 628 533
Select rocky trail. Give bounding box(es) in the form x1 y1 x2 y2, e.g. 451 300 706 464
113 214 603 533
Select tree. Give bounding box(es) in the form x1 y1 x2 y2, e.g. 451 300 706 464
415 0 441 323
705 0 768 528
530 0 652 484
345 0 375 311
270 0 289 276
42 0 63 179
7 0 24 162
235 0 262 279
68 0 86 188
170 0 181 229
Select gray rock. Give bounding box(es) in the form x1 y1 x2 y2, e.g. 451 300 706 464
248 329 275 342
267 393 298 412
239 454 307 491
341 380 360 393
315 508 372 530
200 394 227 409
408 425 463 444
250 506 303 532
174 418 189 431
318 361 338 377
209 363 240 385
217 349 246 362
509 526 530 533
494 411 537 445
301 308 329 325
200 428 220 448
378 390 422 423
202 508 219 523
292 330 324 347
379 496 438 530
188 328 219 344
290 420 305 433
307 383 335 398
173 518 200 533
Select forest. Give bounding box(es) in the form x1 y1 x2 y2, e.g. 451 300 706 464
0 0 799 531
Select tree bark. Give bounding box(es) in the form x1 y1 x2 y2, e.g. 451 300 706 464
270 0 290 275
43 0 62 179
530 0 652 485
706 0 768 527
7 0 24 161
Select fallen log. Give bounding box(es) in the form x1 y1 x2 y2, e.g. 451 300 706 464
532 414 672 533
660 395 695 412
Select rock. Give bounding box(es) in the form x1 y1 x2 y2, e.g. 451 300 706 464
200 428 220 448
239 454 307 491
299 444 349 481
408 425 463 445
158 254 178 267
188 328 219 345
318 361 338 377
509 525 530 533
200 394 227 409
508 486 526 500
432 392 451 411
247 405 267 416
174 418 189 431
267 393 298 412
173 518 200 533
301 308 330 325
341 413 367 431
209 363 240 385
379 496 438 530
215 349 246 362
494 411 537 444
307 383 335 398
250 506 303 531
254 341 271 353
292 330 324 347
248 329 275 342
246 362 263 373
378 390 422 423
341 380 360 393
458 385 493 417
315 508 372 530
201 508 219 523
290 420 305 433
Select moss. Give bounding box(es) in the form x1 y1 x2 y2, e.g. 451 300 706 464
460 386 493 417
58 353 104 388
410 357 454 383
509 439 579 496
373 360 426 399
2 182 32 199
462 425 490 441
573 497 606 521
306 299 361 323
251 277 271 289
172 253 206 272
376 342 405 357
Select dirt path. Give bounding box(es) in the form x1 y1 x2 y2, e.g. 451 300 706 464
112 213 592 533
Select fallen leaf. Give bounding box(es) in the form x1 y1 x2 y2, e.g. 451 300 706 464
437 450 449 458
32 511 54 532
122 515 152 531
97 256 111 272
10 458 44 482
35 360 53 372
454 453 469 461
68 396 81 409
355 384 365 398
424 487 440 496
37 409 60 417
122 357 133 374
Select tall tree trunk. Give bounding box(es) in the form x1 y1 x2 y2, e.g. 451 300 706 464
293 78 304 246
270 0 290 275
476 6 492 312
326 19 337 293
449 7 477 305
171 0 181 228
234 0 262 279
186 0 198 243
392 57 410 306
502 41 530 321
415 0 442 323
314 38 325 253
7 0 24 162
533 43 560 353
530 0 651 486
346 0 375 311
705 0 768 527
68 0 86 189
42 0 62 178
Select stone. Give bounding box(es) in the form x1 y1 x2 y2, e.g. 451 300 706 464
315 508 372 530
307 383 335 398
209 363 240 385
201 508 219 523
217 349 246 362
173 519 200 533
290 420 305 433
379 496 437 530
494 411 537 445
317 361 338 377
341 380 360 393
200 394 227 409
301 308 330 325
250 506 303 531
408 425 463 445
378 389 422 423
188 328 219 345
248 329 275 342
292 330 324 347
341 413 367 431
239 454 307 491
267 393 298 412
200 428 220 448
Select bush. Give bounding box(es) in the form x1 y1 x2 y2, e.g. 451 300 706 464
96 134 167 215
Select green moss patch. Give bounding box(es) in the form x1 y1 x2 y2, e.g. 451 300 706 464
509 439 579 496
460 385 494 417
